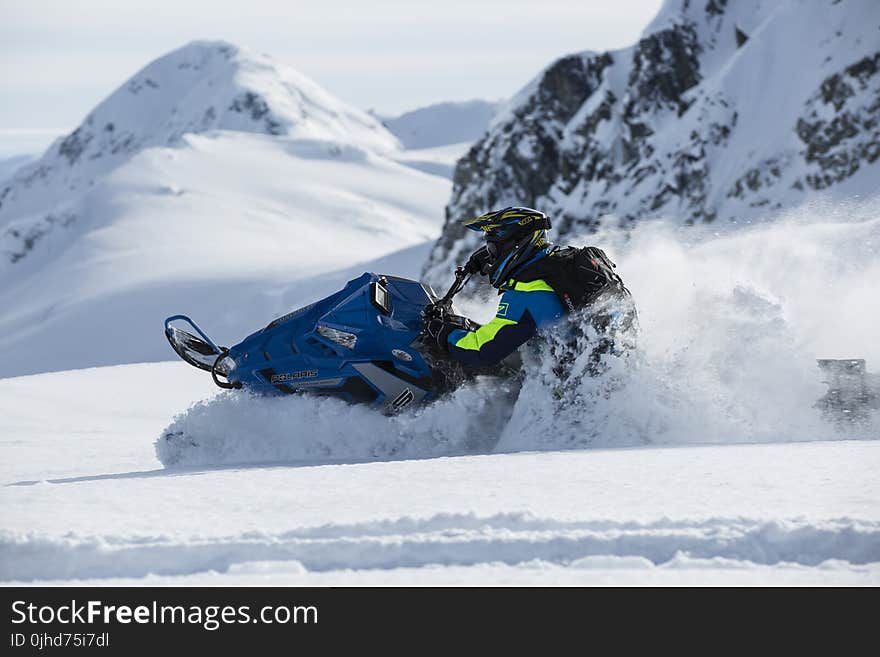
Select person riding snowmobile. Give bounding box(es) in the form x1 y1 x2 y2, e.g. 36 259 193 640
424 206 636 371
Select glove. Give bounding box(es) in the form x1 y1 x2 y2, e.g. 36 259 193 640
423 303 479 351
464 245 494 276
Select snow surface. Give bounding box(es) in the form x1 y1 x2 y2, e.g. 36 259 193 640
391 142 473 179
0 154 36 184
376 100 500 150
1 362 878 585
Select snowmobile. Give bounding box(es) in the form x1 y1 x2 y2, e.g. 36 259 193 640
165 267 878 422
164 268 512 413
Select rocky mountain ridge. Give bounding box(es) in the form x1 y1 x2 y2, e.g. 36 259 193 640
424 0 880 283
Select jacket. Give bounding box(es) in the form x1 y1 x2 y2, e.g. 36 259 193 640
446 248 565 367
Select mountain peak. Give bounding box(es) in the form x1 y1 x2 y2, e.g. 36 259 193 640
424 0 880 284
0 40 400 236
0 40 401 265
51 39 397 170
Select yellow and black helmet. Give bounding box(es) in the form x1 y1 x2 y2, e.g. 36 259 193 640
463 207 552 288
463 206 551 242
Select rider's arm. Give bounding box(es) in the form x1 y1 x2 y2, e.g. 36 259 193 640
445 281 563 367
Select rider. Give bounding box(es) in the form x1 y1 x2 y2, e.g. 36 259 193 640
425 206 635 369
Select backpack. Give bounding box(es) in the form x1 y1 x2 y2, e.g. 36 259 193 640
517 245 628 313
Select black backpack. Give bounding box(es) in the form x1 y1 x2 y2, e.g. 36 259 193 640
517 245 628 313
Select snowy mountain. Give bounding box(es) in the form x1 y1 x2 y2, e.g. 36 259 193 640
0 41 448 378
424 0 880 282
0 154 35 184
375 99 501 149
0 40 401 267
390 142 475 180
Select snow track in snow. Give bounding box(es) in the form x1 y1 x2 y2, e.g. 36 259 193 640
3 361 876 585
4 514 878 582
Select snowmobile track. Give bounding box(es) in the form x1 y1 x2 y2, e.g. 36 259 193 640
3 514 878 582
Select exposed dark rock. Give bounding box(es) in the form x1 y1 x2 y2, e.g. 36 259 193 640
431 22 705 274
705 0 727 17
625 23 701 117
265 118 284 136
727 158 785 199
58 129 92 165
797 52 880 190
4 212 76 263
437 52 613 253
229 92 271 121
846 52 880 84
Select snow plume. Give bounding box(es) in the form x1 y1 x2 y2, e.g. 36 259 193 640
156 376 518 468
158 203 880 467
501 200 880 449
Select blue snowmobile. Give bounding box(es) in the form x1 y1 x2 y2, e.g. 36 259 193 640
164 268 512 413
165 268 877 423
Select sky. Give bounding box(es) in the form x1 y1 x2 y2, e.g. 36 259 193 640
0 0 663 156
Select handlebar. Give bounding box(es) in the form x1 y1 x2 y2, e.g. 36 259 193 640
434 243 494 307
420 266 472 343
437 266 471 307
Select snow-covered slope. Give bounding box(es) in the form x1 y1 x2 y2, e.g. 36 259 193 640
425 0 880 281
1 40 405 266
0 154 35 184
391 142 474 179
0 41 449 378
1 362 878 585
376 100 501 150
2 41 400 244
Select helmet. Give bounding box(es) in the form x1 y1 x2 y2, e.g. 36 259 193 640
463 207 551 288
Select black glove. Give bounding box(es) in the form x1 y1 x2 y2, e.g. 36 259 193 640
464 245 495 276
423 303 479 352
